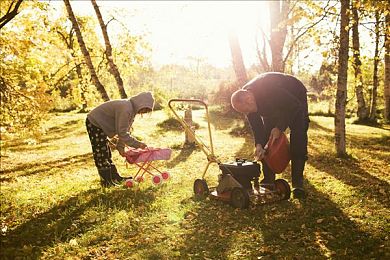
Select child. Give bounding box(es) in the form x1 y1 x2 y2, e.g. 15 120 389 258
85 91 154 187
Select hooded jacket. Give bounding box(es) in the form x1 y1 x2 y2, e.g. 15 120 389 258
87 92 154 151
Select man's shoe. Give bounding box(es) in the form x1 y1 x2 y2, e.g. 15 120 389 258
292 188 306 199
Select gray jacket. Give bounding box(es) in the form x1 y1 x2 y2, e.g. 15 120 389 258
87 92 154 151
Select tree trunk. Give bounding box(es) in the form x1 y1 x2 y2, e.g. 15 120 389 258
91 0 127 99
369 11 380 121
351 5 368 121
335 0 350 157
228 32 248 85
384 13 390 122
75 63 88 112
63 0 110 101
269 0 289 72
61 29 88 111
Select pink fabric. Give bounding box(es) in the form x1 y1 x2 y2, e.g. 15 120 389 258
124 147 172 164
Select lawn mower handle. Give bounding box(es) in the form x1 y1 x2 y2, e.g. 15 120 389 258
168 99 220 178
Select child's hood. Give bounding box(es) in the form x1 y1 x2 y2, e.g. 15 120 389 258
129 92 155 112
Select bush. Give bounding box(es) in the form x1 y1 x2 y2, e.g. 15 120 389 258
156 117 200 132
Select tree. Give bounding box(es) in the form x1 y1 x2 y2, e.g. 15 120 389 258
335 0 350 157
384 12 390 122
351 3 369 122
63 0 110 101
369 11 381 121
55 21 88 111
257 1 336 74
269 0 290 72
0 0 24 29
0 1 53 132
91 0 127 99
228 32 248 85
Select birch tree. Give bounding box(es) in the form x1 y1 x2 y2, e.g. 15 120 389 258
91 0 127 99
335 0 350 157
369 11 381 121
63 0 110 101
351 3 369 122
384 12 390 122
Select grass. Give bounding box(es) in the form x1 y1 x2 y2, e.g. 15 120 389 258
1 109 389 259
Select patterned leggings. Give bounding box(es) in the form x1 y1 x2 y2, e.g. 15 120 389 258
86 118 112 169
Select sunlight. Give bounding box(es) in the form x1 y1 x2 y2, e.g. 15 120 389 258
64 1 269 67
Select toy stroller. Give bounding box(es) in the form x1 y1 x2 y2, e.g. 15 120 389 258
122 147 172 187
168 99 291 209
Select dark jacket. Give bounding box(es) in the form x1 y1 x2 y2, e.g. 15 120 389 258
244 72 307 145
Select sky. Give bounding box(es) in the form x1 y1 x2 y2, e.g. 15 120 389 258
50 1 270 68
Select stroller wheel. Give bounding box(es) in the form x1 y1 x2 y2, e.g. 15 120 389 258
161 171 170 181
230 187 250 209
125 179 135 188
152 175 162 185
275 179 291 200
135 176 144 183
193 179 209 199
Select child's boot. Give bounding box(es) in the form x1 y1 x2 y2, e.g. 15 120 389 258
98 167 115 187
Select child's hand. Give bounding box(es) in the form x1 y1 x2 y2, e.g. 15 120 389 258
139 142 147 149
117 147 126 157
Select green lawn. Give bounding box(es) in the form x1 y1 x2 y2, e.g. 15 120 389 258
1 109 389 259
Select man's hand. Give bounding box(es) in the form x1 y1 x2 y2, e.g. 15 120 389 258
268 128 282 147
255 144 266 161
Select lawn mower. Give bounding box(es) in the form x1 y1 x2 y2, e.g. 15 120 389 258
168 99 291 209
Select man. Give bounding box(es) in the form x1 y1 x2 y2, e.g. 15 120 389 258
231 72 309 198
86 91 154 187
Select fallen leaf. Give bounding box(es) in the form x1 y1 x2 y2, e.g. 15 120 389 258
69 238 78 246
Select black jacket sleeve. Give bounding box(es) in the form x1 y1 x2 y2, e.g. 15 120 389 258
246 112 266 146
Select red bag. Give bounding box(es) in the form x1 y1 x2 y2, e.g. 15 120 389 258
264 133 291 173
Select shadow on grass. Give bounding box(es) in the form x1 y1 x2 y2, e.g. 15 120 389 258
309 151 390 210
176 181 386 259
2 119 85 154
308 119 390 208
0 152 92 182
0 187 157 259
166 146 196 168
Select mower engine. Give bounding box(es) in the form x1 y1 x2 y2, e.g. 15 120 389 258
217 159 260 193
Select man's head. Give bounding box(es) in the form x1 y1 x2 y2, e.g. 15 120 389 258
231 89 257 114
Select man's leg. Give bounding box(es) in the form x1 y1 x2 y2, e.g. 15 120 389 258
289 95 309 198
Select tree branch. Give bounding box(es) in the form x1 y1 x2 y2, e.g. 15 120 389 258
283 0 334 64
0 0 24 29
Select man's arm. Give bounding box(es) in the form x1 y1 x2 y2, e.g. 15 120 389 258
246 112 266 146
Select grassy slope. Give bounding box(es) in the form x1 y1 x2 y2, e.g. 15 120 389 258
0 109 389 259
